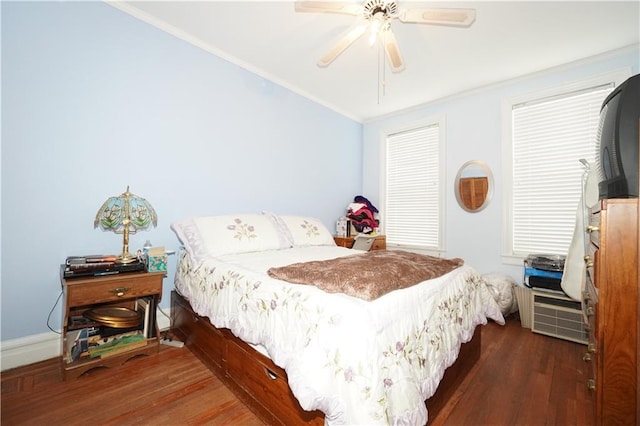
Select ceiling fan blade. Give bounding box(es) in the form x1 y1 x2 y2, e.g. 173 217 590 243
399 8 476 27
380 28 404 73
318 21 367 67
294 1 361 15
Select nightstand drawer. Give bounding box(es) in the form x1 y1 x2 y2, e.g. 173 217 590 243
65 272 163 307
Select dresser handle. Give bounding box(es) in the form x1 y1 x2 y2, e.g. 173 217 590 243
586 306 594 316
587 379 596 391
586 225 599 233
109 287 130 297
588 343 596 353
583 353 592 362
585 260 594 268
583 292 591 301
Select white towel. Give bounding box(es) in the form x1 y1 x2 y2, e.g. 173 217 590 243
561 162 599 300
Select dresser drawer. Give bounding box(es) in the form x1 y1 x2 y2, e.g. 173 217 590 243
586 244 597 285
65 272 163 307
588 210 600 248
333 235 386 251
584 337 598 394
371 237 386 250
582 278 598 326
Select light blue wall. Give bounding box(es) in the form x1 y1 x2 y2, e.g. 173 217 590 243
1 2 362 341
363 47 639 280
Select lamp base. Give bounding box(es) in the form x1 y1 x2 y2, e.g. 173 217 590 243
116 253 139 264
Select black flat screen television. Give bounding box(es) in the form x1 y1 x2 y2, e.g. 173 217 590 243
596 73 639 199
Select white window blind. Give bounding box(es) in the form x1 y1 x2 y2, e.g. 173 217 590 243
510 84 613 256
384 123 441 250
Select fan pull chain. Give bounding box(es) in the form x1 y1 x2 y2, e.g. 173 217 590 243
377 42 381 104
376 41 387 105
382 43 387 97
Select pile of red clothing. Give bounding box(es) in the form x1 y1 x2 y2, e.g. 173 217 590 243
347 195 379 234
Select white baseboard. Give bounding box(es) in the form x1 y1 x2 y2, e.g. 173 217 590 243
0 332 61 372
1 308 172 372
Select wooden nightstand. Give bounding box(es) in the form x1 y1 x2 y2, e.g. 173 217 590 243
333 235 386 251
60 270 164 380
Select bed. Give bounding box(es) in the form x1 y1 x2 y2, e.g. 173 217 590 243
169 213 506 425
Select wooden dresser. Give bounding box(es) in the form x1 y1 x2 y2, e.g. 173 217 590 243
584 198 638 424
333 235 386 250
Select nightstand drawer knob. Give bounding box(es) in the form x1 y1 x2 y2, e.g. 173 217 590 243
110 287 130 297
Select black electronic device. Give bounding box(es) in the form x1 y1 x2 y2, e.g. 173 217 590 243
528 276 562 292
62 261 145 278
596 73 639 199
526 254 565 272
523 254 564 293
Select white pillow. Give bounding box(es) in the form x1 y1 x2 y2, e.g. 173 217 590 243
171 214 291 267
482 273 518 316
278 215 336 247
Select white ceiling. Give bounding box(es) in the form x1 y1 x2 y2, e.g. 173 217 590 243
113 1 640 122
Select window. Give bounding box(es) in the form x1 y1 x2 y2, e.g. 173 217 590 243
503 71 629 262
382 117 445 253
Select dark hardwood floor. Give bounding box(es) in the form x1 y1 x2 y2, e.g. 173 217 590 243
2 315 594 425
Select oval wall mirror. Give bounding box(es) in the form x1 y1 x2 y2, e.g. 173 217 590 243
455 160 494 213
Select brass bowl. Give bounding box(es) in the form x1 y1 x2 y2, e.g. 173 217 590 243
84 307 141 328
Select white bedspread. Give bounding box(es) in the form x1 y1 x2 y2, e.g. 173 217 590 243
174 246 504 425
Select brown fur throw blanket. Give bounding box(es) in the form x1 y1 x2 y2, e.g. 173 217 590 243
267 250 464 301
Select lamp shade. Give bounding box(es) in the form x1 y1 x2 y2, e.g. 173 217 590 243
94 186 157 263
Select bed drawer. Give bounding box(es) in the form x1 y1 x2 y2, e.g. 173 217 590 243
226 339 321 425
171 291 324 425
171 292 225 372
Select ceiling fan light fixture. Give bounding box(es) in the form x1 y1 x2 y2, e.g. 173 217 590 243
368 12 385 46
295 1 476 71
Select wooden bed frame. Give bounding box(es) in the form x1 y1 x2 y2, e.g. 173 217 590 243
171 290 481 425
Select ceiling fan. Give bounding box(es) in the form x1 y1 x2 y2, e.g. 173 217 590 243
294 0 476 73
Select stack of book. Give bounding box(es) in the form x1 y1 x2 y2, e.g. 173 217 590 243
65 328 148 363
87 331 147 359
63 255 145 278
135 296 156 339
64 297 156 363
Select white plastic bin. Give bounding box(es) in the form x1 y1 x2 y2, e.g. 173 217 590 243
514 286 533 329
